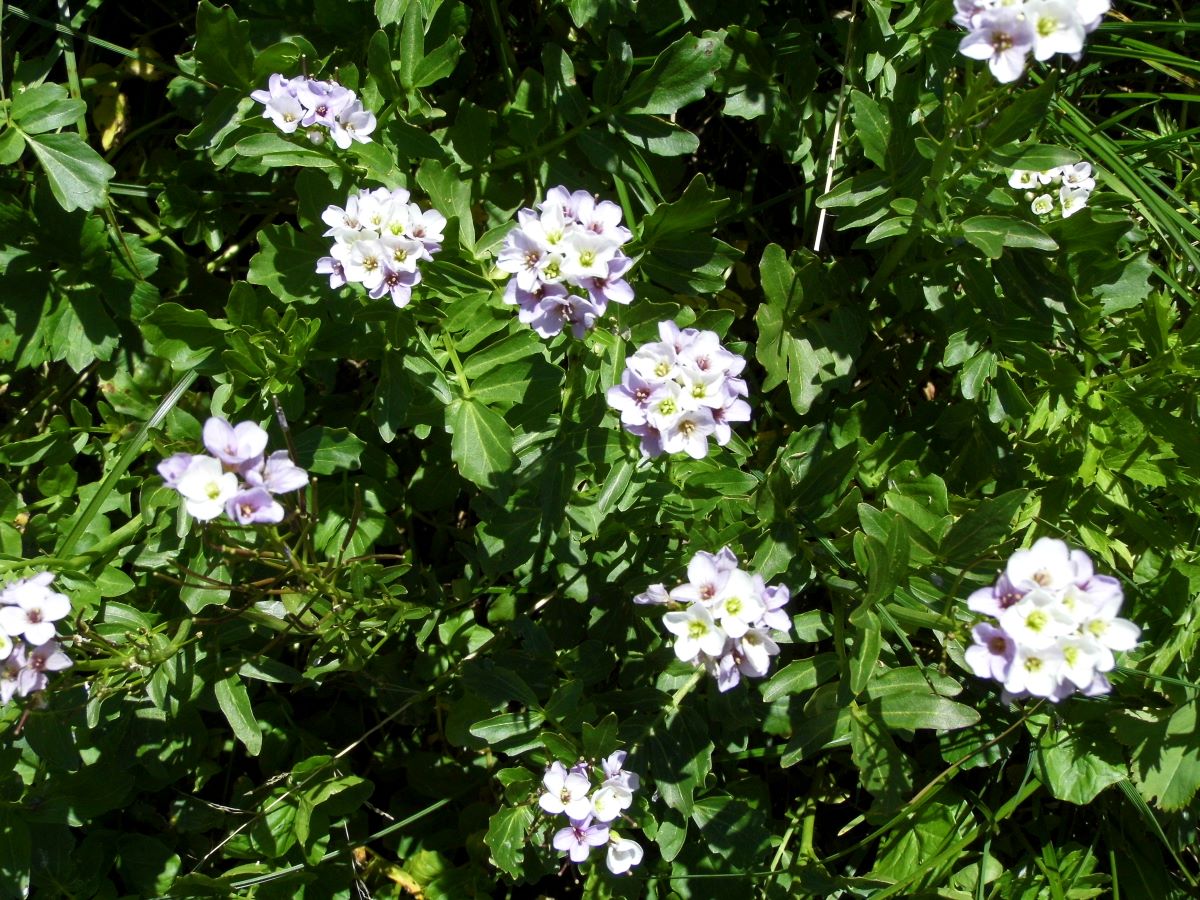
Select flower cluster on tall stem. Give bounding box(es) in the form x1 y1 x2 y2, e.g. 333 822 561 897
636 548 790 691
1010 161 1097 219
495 186 635 338
250 74 377 148
0 572 73 705
315 186 445 307
965 537 1140 701
539 752 645 875
955 1 1110 83
159 417 309 524
607 321 750 459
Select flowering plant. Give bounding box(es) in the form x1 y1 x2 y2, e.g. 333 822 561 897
0 573 73 706
250 74 377 148
538 752 645 875
607 321 750 459
158 417 309 524
1010 161 1097 219
965 537 1140 701
636 548 790 691
496 186 635 338
955 1 1110 83
315 186 445 307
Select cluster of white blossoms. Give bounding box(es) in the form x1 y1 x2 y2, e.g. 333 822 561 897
315 186 445 308
539 753 644 875
158 417 309 524
955 1 1110 83
495 186 635 339
0 573 73 705
965 537 1140 702
1009 161 1096 219
250 74 377 149
636 548 790 692
607 322 750 459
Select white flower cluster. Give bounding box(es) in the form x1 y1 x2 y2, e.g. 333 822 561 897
955 1 1110 83
250 74 377 149
495 186 635 339
1009 161 1096 219
966 537 1140 702
636 548 790 692
0 572 73 705
315 186 445 308
607 321 750 459
158 417 309 524
539 753 644 875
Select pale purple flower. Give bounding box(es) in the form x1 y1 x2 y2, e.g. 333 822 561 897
157 452 195 488
539 762 593 820
245 451 309 495
0 584 71 646
662 604 727 662
496 229 552 293
297 79 354 127
958 8 1035 83
632 583 670 605
316 256 347 289
605 370 658 427
660 407 717 459
174 455 240 521
369 265 422 308
736 627 780 679
964 622 1016 681
606 835 644 875
225 487 285 525
584 255 635 306
0 645 26 705
552 816 610 863
203 418 270 467
330 100 377 149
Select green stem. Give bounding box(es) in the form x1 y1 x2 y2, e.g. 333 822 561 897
442 332 471 397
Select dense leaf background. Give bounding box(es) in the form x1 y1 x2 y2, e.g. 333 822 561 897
1 0 1198 896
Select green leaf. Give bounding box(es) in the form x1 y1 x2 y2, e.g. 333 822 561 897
939 490 1027 565
448 399 515 488
397 2 423 90
756 244 866 415
484 806 533 878
625 31 725 115
1037 720 1127 805
851 89 890 169
761 653 839 702
0 127 26 164
194 1 253 88
468 711 545 749
0 808 31 900
1125 700 1200 811
247 224 329 304
647 707 713 817
293 427 366 475
850 611 882 695
141 302 228 371
985 75 1057 147
215 671 263 756
987 142 1080 172
582 712 619 759
368 30 401 102
637 174 740 293
23 132 115 212
961 216 1058 259
413 36 464 88
869 685 980 732
10 83 84 134
234 133 338 169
